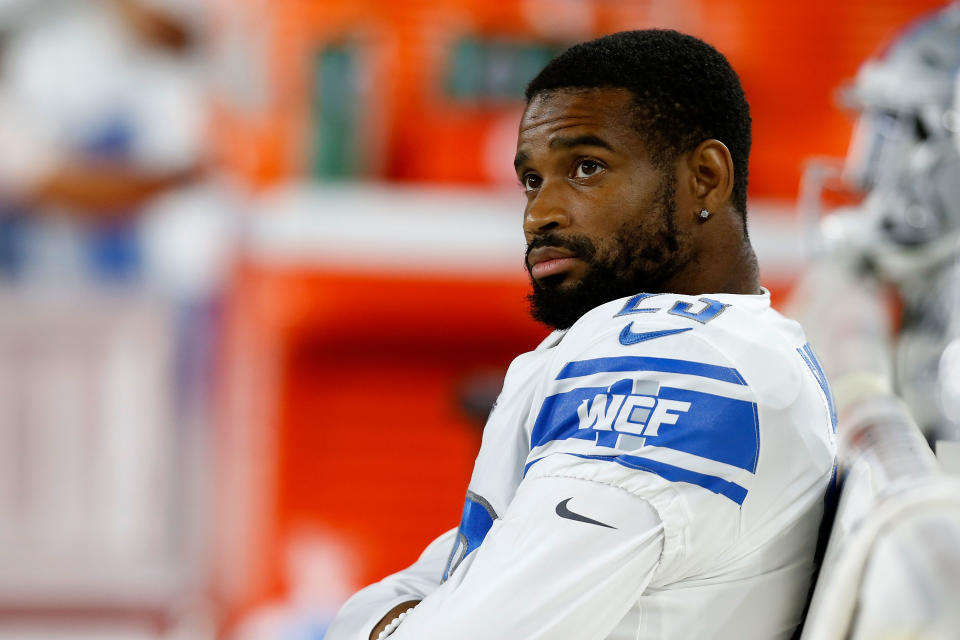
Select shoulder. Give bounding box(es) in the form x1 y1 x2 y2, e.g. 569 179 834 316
550 290 808 405
523 290 834 556
527 290 828 502
530 292 781 489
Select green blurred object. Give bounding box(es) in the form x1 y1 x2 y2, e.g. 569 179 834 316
445 37 567 102
312 45 361 179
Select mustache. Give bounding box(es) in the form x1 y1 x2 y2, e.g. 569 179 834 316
525 232 598 265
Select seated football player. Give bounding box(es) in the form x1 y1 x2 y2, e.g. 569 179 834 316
326 29 836 640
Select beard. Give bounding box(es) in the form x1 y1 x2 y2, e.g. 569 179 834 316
526 174 690 330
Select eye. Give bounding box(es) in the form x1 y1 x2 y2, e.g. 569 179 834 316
521 173 542 192
573 159 604 179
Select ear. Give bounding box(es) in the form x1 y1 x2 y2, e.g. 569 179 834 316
685 139 734 212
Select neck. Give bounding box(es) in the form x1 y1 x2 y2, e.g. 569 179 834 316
719 241 761 294
665 214 761 296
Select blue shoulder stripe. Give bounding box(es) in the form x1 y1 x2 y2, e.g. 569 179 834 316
558 452 748 505
530 383 759 472
798 343 837 433
557 355 747 385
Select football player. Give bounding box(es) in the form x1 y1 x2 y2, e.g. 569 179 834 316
327 30 836 640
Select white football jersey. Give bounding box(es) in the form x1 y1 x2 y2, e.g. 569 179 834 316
326 289 837 640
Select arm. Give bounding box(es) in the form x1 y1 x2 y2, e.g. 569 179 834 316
324 528 456 640
29 162 200 217
0 107 199 217
389 473 664 640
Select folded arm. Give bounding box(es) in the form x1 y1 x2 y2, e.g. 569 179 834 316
389 473 664 640
324 528 457 640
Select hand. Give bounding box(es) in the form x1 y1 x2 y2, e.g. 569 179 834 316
369 600 420 640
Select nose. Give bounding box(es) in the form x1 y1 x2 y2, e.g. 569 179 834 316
523 185 571 236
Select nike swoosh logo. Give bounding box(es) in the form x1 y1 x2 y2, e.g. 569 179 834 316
555 498 617 529
619 324 692 346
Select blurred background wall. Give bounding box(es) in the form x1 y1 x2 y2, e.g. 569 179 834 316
0 0 948 638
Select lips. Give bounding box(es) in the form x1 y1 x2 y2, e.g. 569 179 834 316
527 246 579 280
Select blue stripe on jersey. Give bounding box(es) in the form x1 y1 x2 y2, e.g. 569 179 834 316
523 456 544 476
530 382 760 473
566 453 748 505
556 355 747 385
798 343 837 433
657 387 760 472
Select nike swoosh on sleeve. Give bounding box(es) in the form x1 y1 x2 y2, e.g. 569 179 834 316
619 324 692 346
555 498 617 529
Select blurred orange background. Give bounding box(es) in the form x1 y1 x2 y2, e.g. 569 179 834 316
210 0 944 197
205 0 946 634
3 1 945 637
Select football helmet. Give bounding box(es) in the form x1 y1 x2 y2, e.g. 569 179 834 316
803 4 960 275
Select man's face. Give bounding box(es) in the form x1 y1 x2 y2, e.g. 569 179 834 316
515 88 696 330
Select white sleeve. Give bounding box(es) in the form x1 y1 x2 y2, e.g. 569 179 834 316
0 93 62 196
388 474 663 640
324 528 456 640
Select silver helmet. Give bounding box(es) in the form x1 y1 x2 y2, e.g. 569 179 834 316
804 4 960 280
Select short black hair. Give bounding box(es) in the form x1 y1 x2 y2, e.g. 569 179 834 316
525 29 752 216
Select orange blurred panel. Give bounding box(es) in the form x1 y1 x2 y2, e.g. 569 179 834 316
719 0 947 201
212 0 946 199
215 264 550 620
278 352 482 586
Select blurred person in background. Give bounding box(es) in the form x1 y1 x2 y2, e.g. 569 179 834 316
0 0 206 283
790 3 960 445
0 2 221 636
327 30 836 640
